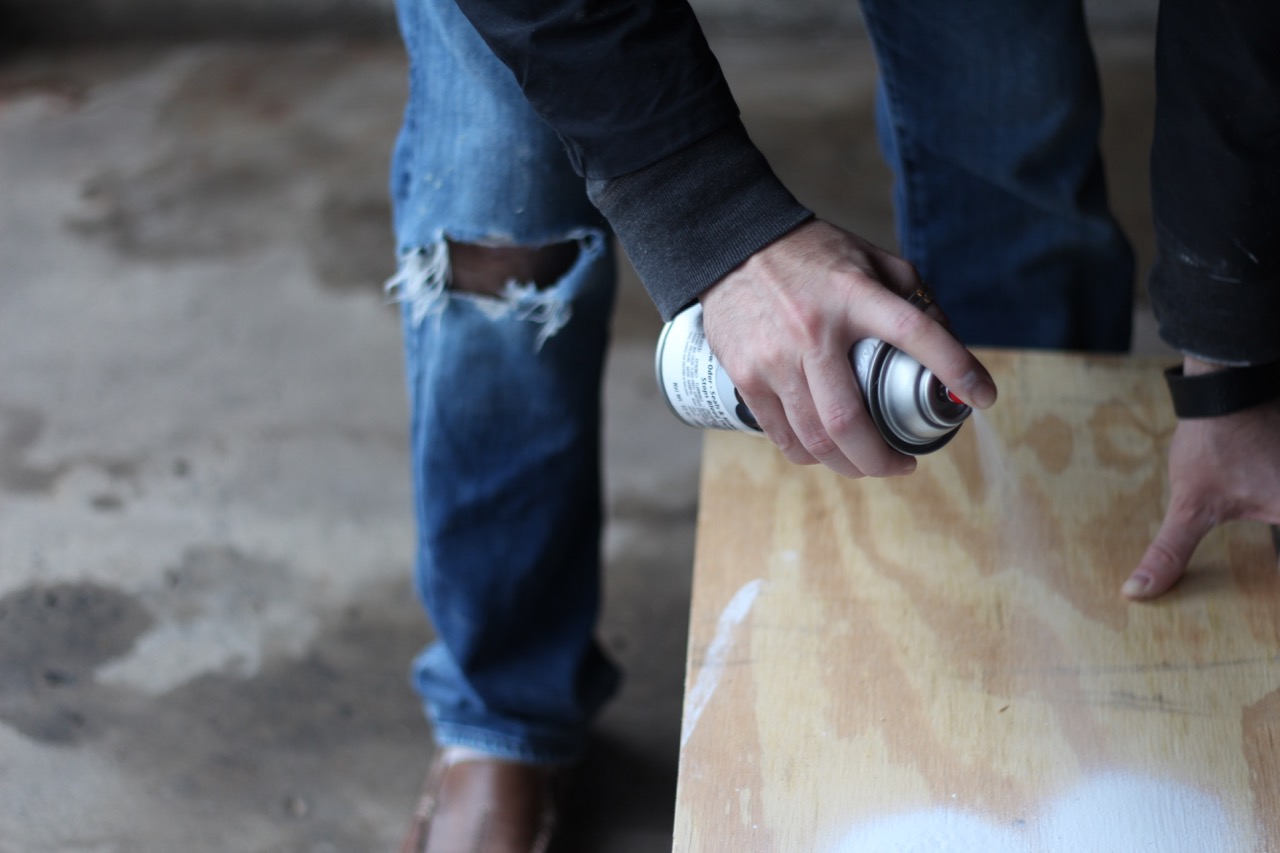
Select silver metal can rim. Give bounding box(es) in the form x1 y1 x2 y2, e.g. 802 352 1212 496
868 343 964 455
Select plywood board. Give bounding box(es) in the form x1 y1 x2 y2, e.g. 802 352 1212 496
674 349 1280 852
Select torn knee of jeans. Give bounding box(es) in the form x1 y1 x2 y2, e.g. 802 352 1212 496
471 278 572 348
447 238 579 296
386 232 601 348
386 239 450 328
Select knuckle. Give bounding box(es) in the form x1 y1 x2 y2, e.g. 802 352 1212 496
821 402 866 438
1145 540 1184 575
820 404 904 477
799 404 872 464
784 312 827 351
890 305 930 342
767 427 796 453
888 256 921 284
838 268 879 299
775 439 819 467
734 375 771 400
800 431 840 461
819 397 870 440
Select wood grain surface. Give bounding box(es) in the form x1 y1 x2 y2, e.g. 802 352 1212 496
673 349 1280 852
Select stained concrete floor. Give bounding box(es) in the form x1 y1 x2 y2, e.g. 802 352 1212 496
0 26 1174 853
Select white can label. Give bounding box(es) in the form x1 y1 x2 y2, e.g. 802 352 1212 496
655 303 760 433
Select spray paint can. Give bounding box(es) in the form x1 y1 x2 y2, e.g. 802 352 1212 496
655 302 971 454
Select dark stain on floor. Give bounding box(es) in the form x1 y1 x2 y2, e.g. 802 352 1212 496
0 582 153 744
0 526 690 850
62 45 402 299
0 548 435 849
0 403 141 496
0 405 67 494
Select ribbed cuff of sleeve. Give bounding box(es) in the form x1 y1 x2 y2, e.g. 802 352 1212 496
586 121 814 321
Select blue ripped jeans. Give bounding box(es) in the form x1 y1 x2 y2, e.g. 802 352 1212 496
389 0 620 763
388 0 1132 764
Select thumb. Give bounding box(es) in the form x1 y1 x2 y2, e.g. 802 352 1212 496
1122 502 1215 600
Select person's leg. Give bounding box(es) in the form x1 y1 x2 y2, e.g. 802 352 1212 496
860 0 1135 351
389 0 619 771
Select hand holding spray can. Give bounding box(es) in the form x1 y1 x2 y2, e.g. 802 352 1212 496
654 295 971 454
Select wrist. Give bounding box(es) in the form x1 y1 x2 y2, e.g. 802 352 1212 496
1164 357 1280 418
1182 355 1225 377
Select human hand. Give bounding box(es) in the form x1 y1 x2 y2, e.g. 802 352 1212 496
697 219 998 479
1122 359 1280 600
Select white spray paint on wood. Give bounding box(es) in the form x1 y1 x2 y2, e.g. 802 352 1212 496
832 773 1244 852
681 578 764 748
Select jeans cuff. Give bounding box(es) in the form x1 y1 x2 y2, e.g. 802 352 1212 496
430 718 586 766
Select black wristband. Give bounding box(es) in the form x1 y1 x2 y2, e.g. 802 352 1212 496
1164 360 1280 418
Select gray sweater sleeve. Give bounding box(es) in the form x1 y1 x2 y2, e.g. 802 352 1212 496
587 121 814 321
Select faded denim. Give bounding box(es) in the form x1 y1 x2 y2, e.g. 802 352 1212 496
389 0 619 764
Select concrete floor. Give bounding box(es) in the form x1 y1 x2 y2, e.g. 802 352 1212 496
0 27 1174 853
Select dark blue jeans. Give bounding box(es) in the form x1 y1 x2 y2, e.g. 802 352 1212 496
863 0 1135 351
388 0 1134 763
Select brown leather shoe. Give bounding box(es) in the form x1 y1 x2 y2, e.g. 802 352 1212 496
400 751 566 853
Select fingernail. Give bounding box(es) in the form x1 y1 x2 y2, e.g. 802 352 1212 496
1121 574 1151 599
899 458 917 476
